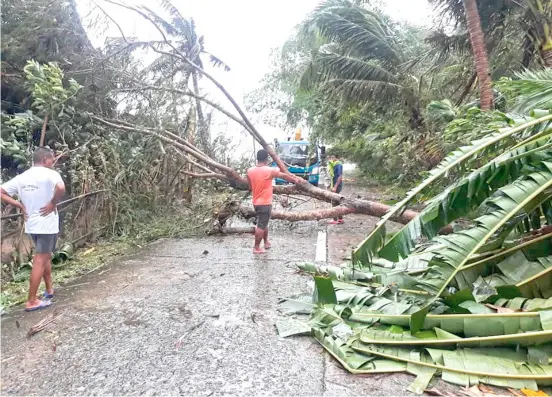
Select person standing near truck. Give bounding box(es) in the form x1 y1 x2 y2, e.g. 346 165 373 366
1 147 65 311
328 154 344 224
247 149 302 254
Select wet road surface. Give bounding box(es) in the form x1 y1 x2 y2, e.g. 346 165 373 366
1 192 418 396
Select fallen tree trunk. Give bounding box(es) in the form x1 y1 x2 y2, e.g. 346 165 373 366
213 201 452 234
91 8 453 235
239 205 358 222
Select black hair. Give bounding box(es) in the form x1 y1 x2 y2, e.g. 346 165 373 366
256 149 269 162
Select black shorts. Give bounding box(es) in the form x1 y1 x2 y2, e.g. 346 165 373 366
29 234 58 254
254 205 272 230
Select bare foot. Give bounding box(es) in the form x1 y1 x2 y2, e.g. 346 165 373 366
264 242 271 249
253 247 266 254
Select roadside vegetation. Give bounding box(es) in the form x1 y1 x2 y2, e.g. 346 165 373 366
1 0 551 392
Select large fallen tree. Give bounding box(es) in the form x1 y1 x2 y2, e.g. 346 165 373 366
87 3 551 393
86 1 435 227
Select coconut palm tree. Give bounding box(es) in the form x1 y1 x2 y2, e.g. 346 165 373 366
462 0 494 110
298 0 426 129
138 2 230 152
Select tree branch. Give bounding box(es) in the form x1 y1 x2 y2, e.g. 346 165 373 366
114 85 249 131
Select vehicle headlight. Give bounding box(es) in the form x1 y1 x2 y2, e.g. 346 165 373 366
310 166 319 175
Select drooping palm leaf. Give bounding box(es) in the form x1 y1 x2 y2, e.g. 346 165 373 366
496 68 552 113
378 136 552 262
303 1 400 64
406 167 552 330
352 114 552 267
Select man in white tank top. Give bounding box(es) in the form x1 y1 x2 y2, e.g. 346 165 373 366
1 147 66 311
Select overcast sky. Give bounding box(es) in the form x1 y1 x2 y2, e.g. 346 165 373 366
77 0 434 156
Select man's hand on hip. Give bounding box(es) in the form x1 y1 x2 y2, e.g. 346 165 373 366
40 201 57 216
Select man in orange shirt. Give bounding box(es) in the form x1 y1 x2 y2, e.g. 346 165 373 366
247 149 302 254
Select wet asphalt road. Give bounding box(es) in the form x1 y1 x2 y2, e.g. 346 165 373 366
1 207 418 396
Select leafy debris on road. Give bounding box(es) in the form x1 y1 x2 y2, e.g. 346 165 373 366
283 112 552 394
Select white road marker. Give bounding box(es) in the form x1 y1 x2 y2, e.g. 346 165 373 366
315 231 327 263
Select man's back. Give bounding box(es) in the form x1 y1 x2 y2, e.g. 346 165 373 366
247 165 275 206
2 166 63 233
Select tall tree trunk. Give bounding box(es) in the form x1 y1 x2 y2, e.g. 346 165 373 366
183 107 197 204
192 71 209 154
463 0 493 111
39 114 49 146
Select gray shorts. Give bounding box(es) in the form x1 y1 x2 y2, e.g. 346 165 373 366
30 234 58 254
254 205 272 230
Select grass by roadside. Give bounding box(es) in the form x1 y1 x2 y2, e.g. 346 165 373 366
0 239 133 309
0 202 219 311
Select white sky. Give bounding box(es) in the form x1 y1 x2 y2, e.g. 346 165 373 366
77 0 434 157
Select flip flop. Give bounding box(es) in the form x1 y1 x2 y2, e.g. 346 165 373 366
43 291 55 299
25 300 53 312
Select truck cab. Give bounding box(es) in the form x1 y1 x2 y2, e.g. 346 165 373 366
271 136 322 186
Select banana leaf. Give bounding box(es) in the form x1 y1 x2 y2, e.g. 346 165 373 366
351 344 552 389
379 138 552 262
408 168 552 330
454 234 552 288
314 276 337 305
296 262 375 282
311 327 406 373
347 311 545 336
358 327 552 347
352 114 552 267
494 297 552 311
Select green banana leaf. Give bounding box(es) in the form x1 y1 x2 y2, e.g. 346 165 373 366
314 276 337 305
379 138 552 262
358 327 552 347
347 311 545 336
408 167 552 330
296 262 375 282
312 327 408 373
352 114 552 267
351 343 552 389
494 297 552 311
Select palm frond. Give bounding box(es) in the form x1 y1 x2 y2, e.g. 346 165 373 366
302 2 400 64
205 52 231 71
352 113 552 267
496 68 552 113
138 5 179 37
379 135 552 262
425 29 470 61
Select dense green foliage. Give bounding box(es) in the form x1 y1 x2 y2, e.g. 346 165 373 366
246 0 551 185
0 0 237 286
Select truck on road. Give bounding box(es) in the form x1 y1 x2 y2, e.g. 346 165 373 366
271 132 325 187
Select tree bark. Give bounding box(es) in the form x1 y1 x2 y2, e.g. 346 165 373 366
39 114 49 146
542 47 552 67
463 0 493 111
192 71 210 154
455 72 477 107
